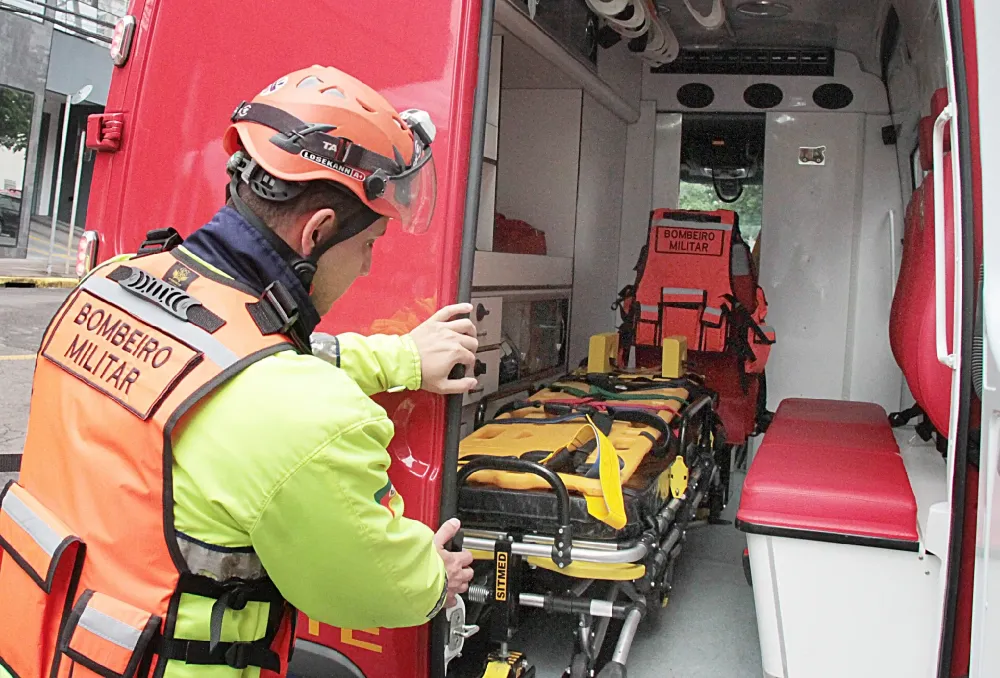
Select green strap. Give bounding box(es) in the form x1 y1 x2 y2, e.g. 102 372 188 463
551 383 689 405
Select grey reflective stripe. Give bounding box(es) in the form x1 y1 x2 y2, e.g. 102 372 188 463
79 605 142 651
82 275 239 369
177 533 265 582
3 491 62 557
731 243 751 275
661 287 704 296
654 219 732 231
704 307 723 317
639 305 659 313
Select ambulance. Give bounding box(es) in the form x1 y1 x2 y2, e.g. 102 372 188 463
64 0 999 676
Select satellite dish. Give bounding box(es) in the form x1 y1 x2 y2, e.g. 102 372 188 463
70 85 93 105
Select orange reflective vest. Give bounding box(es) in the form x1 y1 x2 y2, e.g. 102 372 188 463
615 208 775 374
0 235 301 677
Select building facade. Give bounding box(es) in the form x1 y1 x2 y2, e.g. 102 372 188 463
0 0 120 262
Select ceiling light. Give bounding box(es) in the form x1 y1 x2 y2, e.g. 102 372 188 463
736 1 792 18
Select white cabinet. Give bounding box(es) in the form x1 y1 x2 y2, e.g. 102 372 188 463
470 295 503 348
463 348 501 406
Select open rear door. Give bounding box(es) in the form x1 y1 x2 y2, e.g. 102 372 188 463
85 1 485 676
971 0 1000 675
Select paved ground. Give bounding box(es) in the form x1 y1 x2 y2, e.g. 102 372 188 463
0 288 70 484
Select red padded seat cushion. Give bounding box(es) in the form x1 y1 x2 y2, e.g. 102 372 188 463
774 398 889 426
737 442 918 543
767 399 898 455
764 418 899 455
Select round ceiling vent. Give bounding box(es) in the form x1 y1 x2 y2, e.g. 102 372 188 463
744 83 784 109
813 83 855 110
736 1 792 18
677 83 715 109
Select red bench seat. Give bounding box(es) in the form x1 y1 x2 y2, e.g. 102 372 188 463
764 399 900 455
737 443 918 545
737 398 918 548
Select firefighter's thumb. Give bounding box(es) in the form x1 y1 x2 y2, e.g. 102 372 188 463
433 518 462 549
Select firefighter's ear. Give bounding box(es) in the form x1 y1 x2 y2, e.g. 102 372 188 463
299 208 338 257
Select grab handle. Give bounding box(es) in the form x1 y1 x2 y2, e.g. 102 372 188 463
932 104 957 369
457 457 574 566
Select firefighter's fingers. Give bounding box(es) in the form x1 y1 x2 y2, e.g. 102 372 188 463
441 318 477 338
431 303 474 323
454 332 478 353
433 518 462 549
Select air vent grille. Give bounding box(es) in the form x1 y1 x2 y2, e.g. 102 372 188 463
651 48 835 76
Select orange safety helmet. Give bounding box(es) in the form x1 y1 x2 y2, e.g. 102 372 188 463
223 65 437 235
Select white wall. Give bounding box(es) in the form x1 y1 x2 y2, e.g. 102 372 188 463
617 101 658 292
500 32 578 90
760 111 867 405
886 0 947 201
496 89 583 259
616 109 682 294
598 41 643 112
569 93 628 365
844 115 906 411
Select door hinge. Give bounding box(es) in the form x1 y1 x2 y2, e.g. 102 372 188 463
86 113 124 152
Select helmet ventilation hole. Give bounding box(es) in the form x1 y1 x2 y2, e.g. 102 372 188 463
321 86 347 99
297 76 323 89
357 99 377 113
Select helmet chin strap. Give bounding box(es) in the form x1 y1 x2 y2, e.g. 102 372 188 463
228 175 319 291
227 174 382 289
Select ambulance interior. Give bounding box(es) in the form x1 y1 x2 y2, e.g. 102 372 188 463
447 1 975 676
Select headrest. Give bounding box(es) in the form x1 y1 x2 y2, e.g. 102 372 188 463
930 87 952 153
919 116 935 172
931 87 948 119
650 208 736 228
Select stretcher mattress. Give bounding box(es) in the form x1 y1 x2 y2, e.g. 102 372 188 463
457 379 691 541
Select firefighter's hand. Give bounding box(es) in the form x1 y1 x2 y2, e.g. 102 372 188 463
434 518 474 609
408 304 479 395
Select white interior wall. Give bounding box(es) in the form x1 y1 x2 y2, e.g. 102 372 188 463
597 41 643 112
569 93 628 365
616 110 682 293
845 115 906 411
760 111 866 406
617 101 657 292
886 1 946 202
500 32 578 90
651 113 683 212
495 89 583 259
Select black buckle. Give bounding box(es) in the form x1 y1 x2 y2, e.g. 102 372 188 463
136 227 183 257
262 281 299 334
225 643 252 670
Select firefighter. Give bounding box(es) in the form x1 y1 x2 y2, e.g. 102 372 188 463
0 65 475 676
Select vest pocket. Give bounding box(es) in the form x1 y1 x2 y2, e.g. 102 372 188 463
0 481 85 677
699 305 727 352
657 288 707 349
58 590 161 678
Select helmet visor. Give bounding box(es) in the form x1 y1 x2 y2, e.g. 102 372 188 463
382 152 436 234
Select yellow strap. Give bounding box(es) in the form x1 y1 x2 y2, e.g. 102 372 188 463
581 415 627 530
483 661 514 678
